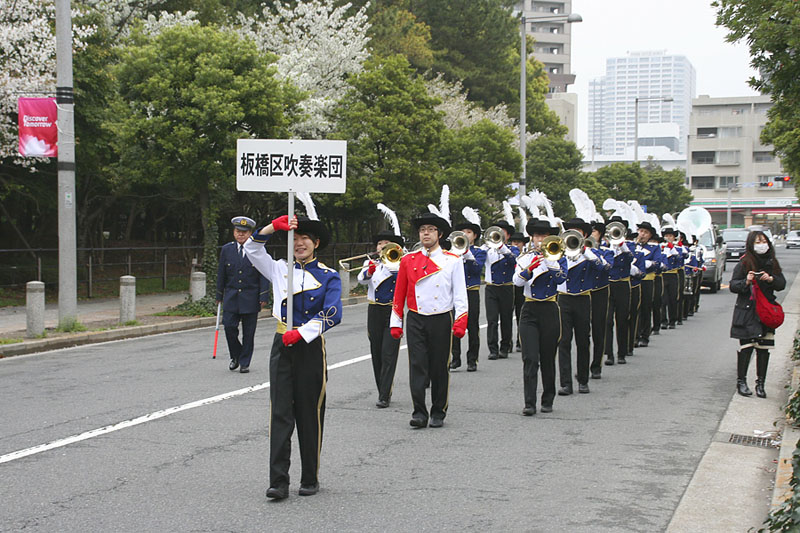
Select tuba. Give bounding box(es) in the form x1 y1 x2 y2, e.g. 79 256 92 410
605 221 627 246
677 206 712 239
483 226 505 249
447 230 470 256
560 229 585 260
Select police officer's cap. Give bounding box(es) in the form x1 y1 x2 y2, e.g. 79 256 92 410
231 216 256 231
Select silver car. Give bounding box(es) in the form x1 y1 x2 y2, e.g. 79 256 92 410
787 230 800 249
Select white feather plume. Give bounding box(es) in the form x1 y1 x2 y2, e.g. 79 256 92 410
377 203 401 236
662 213 677 228
518 207 529 235
539 193 557 226
297 192 318 221
602 198 618 212
439 184 451 224
521 194 540 219
462 206 481 228
627 200 646 226
502 201 515 227
428 203 443 218
647 213 662 235
616 201 636 228
569 188 594 222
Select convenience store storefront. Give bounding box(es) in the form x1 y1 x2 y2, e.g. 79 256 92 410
690 198 800 230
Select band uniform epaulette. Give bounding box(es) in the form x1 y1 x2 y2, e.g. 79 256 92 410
317 261 334 272
443 250 459 258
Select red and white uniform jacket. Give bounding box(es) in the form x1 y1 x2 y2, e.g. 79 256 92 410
390 246 468 331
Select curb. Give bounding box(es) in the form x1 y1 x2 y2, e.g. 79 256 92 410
772 358 800 508
0 295 368 359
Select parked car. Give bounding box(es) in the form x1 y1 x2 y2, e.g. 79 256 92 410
746 225 774 243
722 228 749 262
787 230 800 249
698 226 726 292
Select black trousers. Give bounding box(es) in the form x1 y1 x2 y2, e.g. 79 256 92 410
590 286 610 374
514 285 524 348
558 293 591 386
520 300 561 409
367 304 400 402
627 284 641 353
677 269 686 321
662 272 679 327
223 311 259 368
605 280 631 358
407 311 452 422
269 333 326 489
485 284 514 356
652 275 663 333
693 273 702 312
452 289 481 365
638 279 654 342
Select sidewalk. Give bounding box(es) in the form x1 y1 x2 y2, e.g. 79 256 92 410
667 269 800 532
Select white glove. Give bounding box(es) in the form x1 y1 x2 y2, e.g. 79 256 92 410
544 259 560 270
645 260 654 269
499 244 511 255
630 265 641 277
463 250 475 261
584 248 597 262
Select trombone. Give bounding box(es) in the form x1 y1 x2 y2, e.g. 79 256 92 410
338 242 404 272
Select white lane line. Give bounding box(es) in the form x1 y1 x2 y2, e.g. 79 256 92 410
0 323 489 465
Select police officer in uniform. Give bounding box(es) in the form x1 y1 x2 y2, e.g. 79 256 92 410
216 216 270 373
358 229 404 408
246 214 342 500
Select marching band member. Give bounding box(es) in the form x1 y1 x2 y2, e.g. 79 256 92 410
451 207 487 372
557 216 597 395
509 230 530 353
358 204 404 408
589 220 613 379
390 212 468 429
635 220 662 348
692 242 706 314
682 234 699 320
245 207 342 500
216 216 271 373
483 216 518 360
515 218 567 415
676 231 690 326
626 227 646 358
604 215 634 366
660 225 682 330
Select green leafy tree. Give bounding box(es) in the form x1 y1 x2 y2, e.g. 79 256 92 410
368 4 433 69
330 54 446 240
640 160 693 216
525 135 606 217
590 163 649 209
105 25 299 288
437 119 522 220
714 1 800 191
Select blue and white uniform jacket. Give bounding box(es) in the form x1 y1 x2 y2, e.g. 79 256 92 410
513 254 568 301
660 243 684 272
245 232 342 342
588 244 614 291
608 242 634 282
483 244 518 285
629 244 647 287
462 245 487 290
639 243 663 280
358 260 397 305
558 249 605 296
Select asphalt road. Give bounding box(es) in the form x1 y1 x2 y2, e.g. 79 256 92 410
2 249 799 532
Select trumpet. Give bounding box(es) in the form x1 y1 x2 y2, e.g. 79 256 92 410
448 230 470 256
560 229 584 260
483 225 505 249
605 221 627 246
338 242 404 272
584 236 598 250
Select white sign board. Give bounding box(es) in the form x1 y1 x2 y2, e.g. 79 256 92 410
236 139 346 193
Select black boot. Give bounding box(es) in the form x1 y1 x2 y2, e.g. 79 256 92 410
737 378 752 397
755 379 766 398
756 349 770 399
737 347 753 396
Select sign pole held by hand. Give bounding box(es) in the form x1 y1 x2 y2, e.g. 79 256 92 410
287 192 295 331
212 302 221 359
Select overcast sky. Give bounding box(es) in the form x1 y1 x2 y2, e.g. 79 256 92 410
567 0 759 152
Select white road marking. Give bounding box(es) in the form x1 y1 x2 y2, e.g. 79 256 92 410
0 323 489 465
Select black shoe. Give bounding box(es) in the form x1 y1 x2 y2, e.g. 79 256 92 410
522 406 536 416
633 340 641 348
652 330 660 336
661 323 669 329
617 356 626 365
499 350 508 359
516 343 522 353
578 383 590 394
755 379 766 398
604 355 615 366
298 483 319 496
229 359 239 371
540 405 553 413
558 386 573 396
467 363 477 372
590 370 601 379
429 418 443 428
737 379 753 397
449 360 462 370
488 353 499 360
376 399 389 408
266 486 288 500
240 366 249 373
639 339 649 347
677 320 683 326
667 324 676 329
409 417 428 428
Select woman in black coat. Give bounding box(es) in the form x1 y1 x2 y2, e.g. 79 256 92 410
729 230 785 398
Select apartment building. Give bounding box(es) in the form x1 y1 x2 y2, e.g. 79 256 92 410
688 95 797 229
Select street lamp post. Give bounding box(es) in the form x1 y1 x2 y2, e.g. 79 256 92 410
518 11 581 200
633 95 673 162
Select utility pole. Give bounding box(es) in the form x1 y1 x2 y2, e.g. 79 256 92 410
55 0 77 326
519 15 526 201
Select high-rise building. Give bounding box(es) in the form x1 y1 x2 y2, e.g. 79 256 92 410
588 51 696 157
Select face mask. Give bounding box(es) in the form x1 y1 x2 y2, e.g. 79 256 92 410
754 243 769 255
